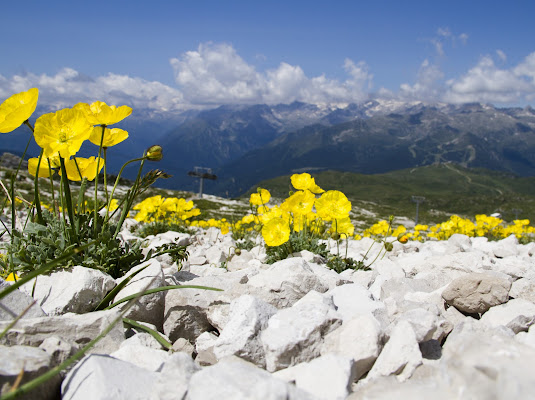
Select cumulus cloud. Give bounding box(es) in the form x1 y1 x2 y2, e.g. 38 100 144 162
170 42 373 106
444 52 535 104
0 68 186 112
399 59 444 101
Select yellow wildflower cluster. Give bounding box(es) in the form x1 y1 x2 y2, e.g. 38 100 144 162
190 218 231 235
133 195 201 225
250 173 353 247
359 214 535 242
425 214 535 241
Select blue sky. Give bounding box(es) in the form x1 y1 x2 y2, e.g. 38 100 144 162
2 0 535 111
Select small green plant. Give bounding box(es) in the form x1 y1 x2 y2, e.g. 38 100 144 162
0 88 172 280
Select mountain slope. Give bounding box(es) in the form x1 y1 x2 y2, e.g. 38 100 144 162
211 104 535 196
249 164 535 224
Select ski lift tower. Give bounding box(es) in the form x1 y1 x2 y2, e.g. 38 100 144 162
411 196 425 225
187 167 217 198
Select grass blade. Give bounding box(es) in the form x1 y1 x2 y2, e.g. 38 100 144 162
104 285 223 310
123 317 173 351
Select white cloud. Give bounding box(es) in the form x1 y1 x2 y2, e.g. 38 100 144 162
430 27 468 57
170 42 373 106
399 59 444 101
0 68 186 112
170 43 263 104
444 53 535 104
496 49 507 62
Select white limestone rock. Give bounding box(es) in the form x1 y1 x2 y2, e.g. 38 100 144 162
186 356 312 400
441 319 535 399
492 234 519 258
61 354 158 400
387 307 449 343
366 320 422 382
261 292 342 372
150 352 201 400
110 344 170 371
510 277 535 303
115 259 166 330
19 266 115 316
274 354 357 400
441 272 511 314
320 314 383 380
479 298 535 333
0 345 60 400
213 295 278 367
328 283 388 328
0 309 124 354
246 257 329 309
0 278 47 321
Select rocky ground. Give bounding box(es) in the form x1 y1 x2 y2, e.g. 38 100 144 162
2 221 535 399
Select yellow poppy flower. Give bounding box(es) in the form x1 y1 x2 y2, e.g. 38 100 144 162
330 216 355 237
315 190 352 221
34 108 93 158
74 101 132 126
250 188 271 206
89 126 129 147
28 157 58 178
290 173 324 193
0 88 39 133
262 218 291 247
61 157 104 181
281 190 315 215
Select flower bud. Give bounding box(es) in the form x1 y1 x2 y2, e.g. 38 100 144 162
397 233 409 244
145 145 163 161
234 248 242 256
384 242 394 252
331 232 341 240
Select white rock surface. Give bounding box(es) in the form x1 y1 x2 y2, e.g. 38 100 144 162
19 266 115 315
4 225 535 399
61 354 159 400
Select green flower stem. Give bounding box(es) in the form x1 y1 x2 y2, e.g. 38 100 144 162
113 157 146 239
32 150 45 225
94 124 106 238
47 161 57 217
103 147 109 203
59 157 78 244
106 156 145 224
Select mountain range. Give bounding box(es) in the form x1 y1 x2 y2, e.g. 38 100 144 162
3 100 535 198
156 100 535 197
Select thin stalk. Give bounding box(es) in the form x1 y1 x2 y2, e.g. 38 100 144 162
94 124 106 238
106 156 145 224
59 157 78 244
0 300 37 341
32 150 45 225
103 147 109 203
46 162 57 217
113 157 146 239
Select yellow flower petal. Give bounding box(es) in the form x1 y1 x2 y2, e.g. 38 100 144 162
0 88 39 133
89 126 129 147
28 157 55 178
262 218 291 247
250 188 271 206
34 108 93 159
60 157 104 181
74 101 132 126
